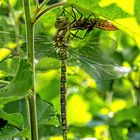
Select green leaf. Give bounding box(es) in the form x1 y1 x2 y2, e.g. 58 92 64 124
36 71 59 101
122 46 140 63
0 125 30 139
0 109 22 128
0 125 19 139
67 0 130 19
14 127 31 139
134 0 140 24
94 4 130 19
36 57 60 72
128 132 140 140
0 59 32 108
37 96 59 127
67 0 100 10
3 95 59 129
69 125 95 138
109 126 127 140
113 106 140 125
38 125 61 138
0 57 20 78
3 99 30 128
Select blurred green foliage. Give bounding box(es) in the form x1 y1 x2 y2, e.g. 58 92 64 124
0 0 140 140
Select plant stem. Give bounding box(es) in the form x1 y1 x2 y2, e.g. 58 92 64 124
22 0 38 140
0 80 9 84
7 1 20 55
32 0 50 21
32 1 66 24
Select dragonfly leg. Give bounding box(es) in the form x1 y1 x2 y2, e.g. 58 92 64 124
62 7 75 20
69 5 84 38
70 29 79 40
71 4 98 19
60 6 82 39
70 5 96 38
60 7 67 16
71 4 83 20
71 5 78 21
61 7 74 18
70 30 88 39
87 13 95 19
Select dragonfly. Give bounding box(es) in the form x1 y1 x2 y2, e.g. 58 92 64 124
0 6 128 140
50 6 126 140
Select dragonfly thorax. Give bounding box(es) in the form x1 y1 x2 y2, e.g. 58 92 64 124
55 16 69 30
70 18 98 32
53 16 70 50
53 29 70 49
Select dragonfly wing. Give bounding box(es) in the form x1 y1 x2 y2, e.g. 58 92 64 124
34 38 62 72
0 31 55 57
68 51 128 79
67 38 128 80
33 35 61 71
34 39 54 59
0 31 26 61
79 55 127 79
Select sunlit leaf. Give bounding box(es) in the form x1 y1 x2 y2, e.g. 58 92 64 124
0 57 20 77
67 0 130 19
99 0 135 15
67 94 92 124
134 0 140 24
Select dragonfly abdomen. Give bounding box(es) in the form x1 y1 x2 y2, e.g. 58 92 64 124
54 16 69 140
60 55 68 140
95 19 118 31
70 18 118 31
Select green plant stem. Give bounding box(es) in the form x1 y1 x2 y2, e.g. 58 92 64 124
7 1 20 55
32 1 66 24
22 0 38 140
32 0 50 21
0 80 9 84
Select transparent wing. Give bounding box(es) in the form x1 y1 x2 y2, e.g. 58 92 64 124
0 31 59 70
0 31 55 59
33 33 125 80
0 31 129 79
70 52 127 79
33 34 55 59
67 35 128 80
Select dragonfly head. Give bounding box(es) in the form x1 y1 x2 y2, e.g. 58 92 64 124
55 16 69 29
